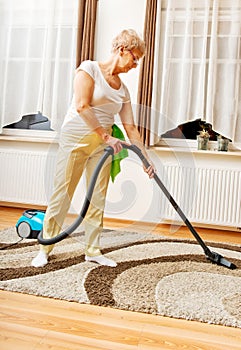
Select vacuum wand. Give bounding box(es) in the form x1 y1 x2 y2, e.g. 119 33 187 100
122 144 236 270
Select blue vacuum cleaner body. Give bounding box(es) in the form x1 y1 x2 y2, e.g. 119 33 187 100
16 210 45 239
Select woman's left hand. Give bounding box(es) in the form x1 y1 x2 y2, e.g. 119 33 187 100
143 161 156 179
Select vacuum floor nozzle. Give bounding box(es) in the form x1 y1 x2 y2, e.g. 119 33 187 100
206 251 237 270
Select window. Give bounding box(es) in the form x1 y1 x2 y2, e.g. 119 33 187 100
0 0 79 133
151 0 241 147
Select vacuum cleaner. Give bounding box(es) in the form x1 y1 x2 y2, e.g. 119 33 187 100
16 210 45 239
16 144 236 270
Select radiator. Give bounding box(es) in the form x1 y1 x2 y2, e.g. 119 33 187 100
0 148 240 229
0 149 57 206
159 164 241 228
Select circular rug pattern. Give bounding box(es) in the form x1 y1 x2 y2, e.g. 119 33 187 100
0 227 241 328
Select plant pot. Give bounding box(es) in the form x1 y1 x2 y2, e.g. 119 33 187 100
218 138 229 152
197 135 209 150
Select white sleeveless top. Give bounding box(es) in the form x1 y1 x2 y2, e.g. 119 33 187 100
62 60 130 135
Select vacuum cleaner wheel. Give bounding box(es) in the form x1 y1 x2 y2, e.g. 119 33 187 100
16 221 32 238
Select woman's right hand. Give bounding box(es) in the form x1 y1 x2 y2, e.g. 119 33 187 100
104 135 126 154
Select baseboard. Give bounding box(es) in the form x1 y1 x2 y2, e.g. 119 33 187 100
0 201 47 211
103 217 240 234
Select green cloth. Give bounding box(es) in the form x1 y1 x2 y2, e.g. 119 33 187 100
110 124 128 182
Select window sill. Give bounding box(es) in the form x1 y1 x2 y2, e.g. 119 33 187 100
0 128 59 144
1 132 241 157
153 138 241 157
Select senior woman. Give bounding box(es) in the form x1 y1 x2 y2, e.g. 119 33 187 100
32 29 155 268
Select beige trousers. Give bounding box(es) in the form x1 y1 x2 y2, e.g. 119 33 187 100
40 131 111 256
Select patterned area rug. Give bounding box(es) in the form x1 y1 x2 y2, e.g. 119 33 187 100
1 227 241 328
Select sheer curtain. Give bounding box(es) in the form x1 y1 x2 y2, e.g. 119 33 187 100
0 0 79 132
151 0 241 147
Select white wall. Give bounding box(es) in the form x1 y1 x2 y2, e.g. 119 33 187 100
1 1 241 230
71 0 156 223
95 0 146 104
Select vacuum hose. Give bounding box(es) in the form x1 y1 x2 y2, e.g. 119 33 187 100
38 144 236 269
38 145 114 245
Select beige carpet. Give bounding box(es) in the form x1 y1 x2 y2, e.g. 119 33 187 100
0 226 241 328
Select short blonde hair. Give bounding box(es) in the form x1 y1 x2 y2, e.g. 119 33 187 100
112 29 145 55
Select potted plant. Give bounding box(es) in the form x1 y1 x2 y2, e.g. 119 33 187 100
217 135 229 151
197 129 210 150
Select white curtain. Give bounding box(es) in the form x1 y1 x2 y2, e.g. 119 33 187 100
151 0 241 147
0 0 78 132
